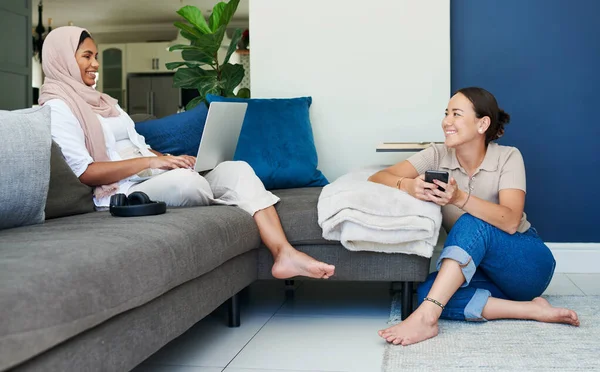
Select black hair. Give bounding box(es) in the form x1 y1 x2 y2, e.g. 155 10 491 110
78 31 92 48
455 87 510 145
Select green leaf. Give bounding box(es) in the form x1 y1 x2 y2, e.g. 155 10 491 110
208 25 227 52
182 49 215 65
165 61 203 70
199 80 221 95
220 63 245 95
166 61 186 70
168 44 198 52
223 28 242 65
173 67 217 89
173 21 203 39
185 96 205 111
190 29 224 55
168 44 217 65
176 6 211 34
206 82 222 93
208 2 227 32
218 0 240 28
180 30 197 41
192 78 221 104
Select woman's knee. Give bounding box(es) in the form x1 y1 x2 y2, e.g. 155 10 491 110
446 213 492 245
215 161 255 177
453 213 486 230
210 160 261 188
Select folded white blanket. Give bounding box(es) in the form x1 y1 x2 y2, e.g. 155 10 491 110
317 168 442 257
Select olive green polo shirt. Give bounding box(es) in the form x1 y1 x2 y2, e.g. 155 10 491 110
408 142 531 233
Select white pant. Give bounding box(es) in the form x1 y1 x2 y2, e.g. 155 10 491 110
128 161 280 216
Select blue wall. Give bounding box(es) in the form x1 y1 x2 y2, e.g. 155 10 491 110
451 0 600 242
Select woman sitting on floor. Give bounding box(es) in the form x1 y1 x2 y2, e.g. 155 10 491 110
368 87 579 346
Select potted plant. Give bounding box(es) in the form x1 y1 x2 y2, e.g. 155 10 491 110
167 0 249 109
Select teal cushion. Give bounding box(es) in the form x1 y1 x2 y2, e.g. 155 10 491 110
205 94 328 190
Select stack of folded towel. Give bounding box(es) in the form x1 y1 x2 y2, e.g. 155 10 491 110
317 168 442 258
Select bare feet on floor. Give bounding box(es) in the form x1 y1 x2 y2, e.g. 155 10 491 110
378 305 440 346
377 297 579 347
531 297 580 326
271 246 335 279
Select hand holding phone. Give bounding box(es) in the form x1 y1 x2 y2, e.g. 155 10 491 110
424 170 449 192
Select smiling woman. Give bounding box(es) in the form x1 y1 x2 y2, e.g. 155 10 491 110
368 87 579 346
75 31 99 87
37 26 336 281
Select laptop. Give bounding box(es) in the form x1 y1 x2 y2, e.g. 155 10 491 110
194 101 248 173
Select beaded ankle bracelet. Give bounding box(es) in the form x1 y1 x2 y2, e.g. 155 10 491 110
423 297 445 309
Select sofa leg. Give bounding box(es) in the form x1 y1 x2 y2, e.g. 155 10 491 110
401 281 414 320
389 281 402 294
228 293 240 328
284 279 295 299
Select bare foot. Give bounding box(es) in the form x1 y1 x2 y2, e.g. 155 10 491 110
378 305 440 346
271 246 335 279
531 297 580 326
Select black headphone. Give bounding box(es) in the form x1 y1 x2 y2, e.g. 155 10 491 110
109 191 167 217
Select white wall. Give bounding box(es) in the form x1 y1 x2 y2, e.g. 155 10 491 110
249 0 450 180
32 57 43 88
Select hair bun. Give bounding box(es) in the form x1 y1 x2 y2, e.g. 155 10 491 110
498 109 511 125
493 109 510 140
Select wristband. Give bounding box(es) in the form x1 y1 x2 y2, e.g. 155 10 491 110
396 177 405 190
460 190 471 209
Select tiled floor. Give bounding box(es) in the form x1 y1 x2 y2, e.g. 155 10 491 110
132 273 599 372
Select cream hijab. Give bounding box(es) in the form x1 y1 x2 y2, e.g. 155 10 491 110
39 26 120 198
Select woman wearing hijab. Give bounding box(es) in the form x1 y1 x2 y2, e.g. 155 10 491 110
39 26 335 280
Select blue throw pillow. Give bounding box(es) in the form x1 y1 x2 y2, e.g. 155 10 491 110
134 104 208 156
206 94 328 190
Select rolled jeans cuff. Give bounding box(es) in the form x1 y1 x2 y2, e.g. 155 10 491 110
437 245 476 287
464 288 491 321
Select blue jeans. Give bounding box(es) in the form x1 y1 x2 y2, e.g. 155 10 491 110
416 214 556 321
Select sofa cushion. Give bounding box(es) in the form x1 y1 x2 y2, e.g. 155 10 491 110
271 187 332 246
0 206 260 371
205 94 329 190
44 141 95 219
0 106 52 230
134 104 208 156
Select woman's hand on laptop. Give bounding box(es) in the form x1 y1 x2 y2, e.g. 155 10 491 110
149 155 196 170
176 155 196 169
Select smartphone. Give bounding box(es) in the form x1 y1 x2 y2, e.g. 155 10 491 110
424 170 449 192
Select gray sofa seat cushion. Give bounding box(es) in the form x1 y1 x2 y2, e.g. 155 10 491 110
271 187 334 246
0 206 260 371
0 106 52 230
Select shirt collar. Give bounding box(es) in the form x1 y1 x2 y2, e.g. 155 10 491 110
440 142 499 173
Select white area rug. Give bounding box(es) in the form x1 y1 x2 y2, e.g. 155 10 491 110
382 295 600 371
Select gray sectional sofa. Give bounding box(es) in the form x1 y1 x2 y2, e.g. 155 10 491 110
0 107 431 372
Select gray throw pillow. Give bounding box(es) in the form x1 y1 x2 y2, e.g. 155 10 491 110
0 106 52 230
45 141 95 219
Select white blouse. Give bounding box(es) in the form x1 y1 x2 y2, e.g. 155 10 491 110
45 99 158 207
